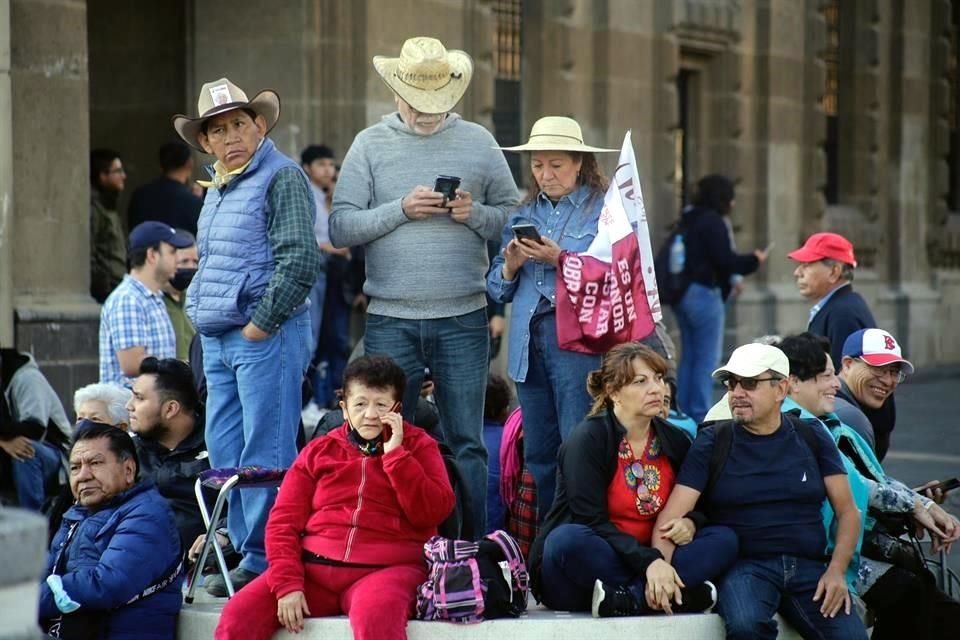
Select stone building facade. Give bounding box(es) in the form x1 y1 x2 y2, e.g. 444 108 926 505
1 0 959 405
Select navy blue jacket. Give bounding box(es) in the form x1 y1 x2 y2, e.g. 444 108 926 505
807 283 876 369
679 205 759 299
127 176 202 236
39 481 183 639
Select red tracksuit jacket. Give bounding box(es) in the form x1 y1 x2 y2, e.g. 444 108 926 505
265 421 456 598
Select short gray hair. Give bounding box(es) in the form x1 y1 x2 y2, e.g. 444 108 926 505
822 258 855 282
73 383 132 425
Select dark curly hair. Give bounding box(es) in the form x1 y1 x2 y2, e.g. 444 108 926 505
484 374 513 422
341 355 407 402
693 174 735 216
776 332 832 382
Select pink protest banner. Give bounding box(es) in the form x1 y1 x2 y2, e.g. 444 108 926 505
555 132 660 353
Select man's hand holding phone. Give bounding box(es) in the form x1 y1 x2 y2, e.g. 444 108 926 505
402 185 449 220
449 189 473 223
381 404 404 454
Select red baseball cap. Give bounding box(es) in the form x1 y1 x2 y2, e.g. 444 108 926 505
788 232 857 267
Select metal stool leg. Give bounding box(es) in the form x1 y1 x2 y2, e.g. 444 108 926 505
195 477 234 598
185 475 239 603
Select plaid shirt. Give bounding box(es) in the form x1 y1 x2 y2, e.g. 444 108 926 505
506 467 539 560
251 167 323 333
99 275 176 385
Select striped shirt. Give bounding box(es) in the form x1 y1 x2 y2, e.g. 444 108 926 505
99 275 176 385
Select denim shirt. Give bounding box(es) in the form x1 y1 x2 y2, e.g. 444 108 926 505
486 185 603 381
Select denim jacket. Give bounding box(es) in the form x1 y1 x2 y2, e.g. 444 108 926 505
486 185 603 382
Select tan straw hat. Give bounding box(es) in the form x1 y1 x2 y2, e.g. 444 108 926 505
373 37 473 114
497 116 617 153
173 78 280 151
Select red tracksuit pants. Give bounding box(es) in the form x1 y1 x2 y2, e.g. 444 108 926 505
215 562 427 640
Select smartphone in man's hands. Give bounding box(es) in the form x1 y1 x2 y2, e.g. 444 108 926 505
434 175 461 203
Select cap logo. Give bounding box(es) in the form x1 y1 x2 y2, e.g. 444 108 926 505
883 335 896 351
209 84 232 106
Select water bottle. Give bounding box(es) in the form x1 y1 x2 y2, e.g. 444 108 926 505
668 234 685 275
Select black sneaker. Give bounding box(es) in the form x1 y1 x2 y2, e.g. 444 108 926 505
592 579 643 617
204 567 261 597
674 581 717 614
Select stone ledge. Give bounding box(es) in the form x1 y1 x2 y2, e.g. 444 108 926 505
0 509 47 587
178 598 803 639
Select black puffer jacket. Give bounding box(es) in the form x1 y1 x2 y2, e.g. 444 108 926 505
134 417 211 550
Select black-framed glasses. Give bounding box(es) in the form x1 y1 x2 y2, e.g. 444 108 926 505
720 375 781 391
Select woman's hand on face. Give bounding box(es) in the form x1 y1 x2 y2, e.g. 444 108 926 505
644 558 685 614
381 411 404 454
519 236 562 267
659 517 696 546
277 590 311 633
502 239 529 279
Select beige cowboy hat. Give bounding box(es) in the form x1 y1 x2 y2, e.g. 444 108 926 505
173 78 280 151
497 116 617 153
373 37 473 114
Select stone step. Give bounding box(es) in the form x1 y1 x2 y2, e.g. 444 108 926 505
178 594 803 639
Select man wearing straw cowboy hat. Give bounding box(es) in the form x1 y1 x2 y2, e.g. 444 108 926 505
172 78 322 593
330 37 519 535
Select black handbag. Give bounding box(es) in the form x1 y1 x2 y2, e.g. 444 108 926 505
861 511 928 574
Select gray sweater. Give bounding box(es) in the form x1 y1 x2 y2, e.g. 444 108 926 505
330 113 519 319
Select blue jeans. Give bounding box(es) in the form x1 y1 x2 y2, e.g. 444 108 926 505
516 313 600 521
364 308 489 536
308 271 327 357
312 275 351 407
674 283 725 423
8 439 62 511
539 523 739 612
717 556 868 640
201 311 311 574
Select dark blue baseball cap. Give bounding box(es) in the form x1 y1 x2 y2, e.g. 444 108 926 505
128 221 194 251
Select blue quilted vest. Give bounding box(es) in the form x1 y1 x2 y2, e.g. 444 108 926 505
186 138 300 335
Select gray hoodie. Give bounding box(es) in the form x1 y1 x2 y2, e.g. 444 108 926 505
330 112 519 319
1 350 72 448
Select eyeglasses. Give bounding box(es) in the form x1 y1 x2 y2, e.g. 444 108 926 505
720 376 781 391
858 358 907 383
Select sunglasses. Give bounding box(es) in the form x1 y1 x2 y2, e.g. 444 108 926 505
721 375 781 391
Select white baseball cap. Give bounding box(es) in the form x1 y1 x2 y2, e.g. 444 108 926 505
712 343 790 380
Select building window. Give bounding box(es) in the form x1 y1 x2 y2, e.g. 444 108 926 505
492 0 523 183
493 0 522 81
948 0 960 211
821 0 840 205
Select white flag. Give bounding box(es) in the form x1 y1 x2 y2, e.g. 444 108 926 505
606 132 662 322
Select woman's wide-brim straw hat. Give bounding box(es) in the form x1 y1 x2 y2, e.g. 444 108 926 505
373 37 473 114
173 77 280 151
497 116 617 153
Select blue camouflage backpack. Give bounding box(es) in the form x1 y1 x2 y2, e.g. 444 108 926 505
416 529 529 623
